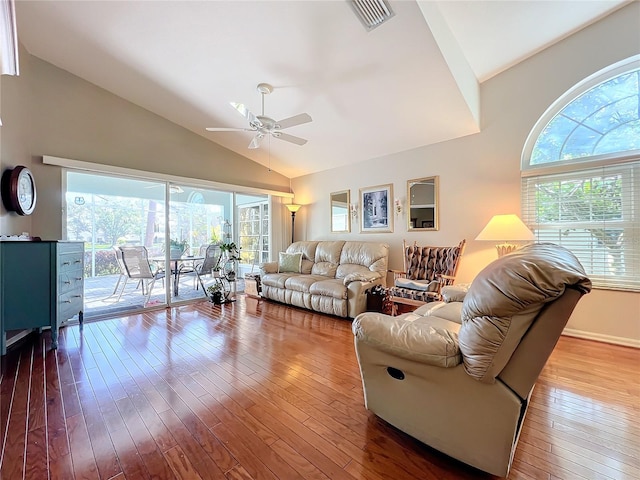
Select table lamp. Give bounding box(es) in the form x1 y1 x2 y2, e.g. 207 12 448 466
475 214 535 257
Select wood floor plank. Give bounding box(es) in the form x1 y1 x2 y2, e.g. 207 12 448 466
67 413 100 479
0 343 33 480
115 395 178 480
163 445 203 480
158 407 227 480
0 297 637 480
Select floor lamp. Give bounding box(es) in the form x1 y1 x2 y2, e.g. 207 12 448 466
285 204 301 244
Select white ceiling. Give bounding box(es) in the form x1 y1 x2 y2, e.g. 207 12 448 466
15 0 630 178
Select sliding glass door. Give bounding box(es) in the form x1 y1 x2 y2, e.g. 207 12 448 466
65 171 270 319
167 184 233 303
66 172 168 318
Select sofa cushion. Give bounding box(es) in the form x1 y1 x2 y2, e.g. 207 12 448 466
459 243 591 383
311 241 344 277
286 241 319 274
337 242 389 279
309 278 347 299
279 252 302 273
284 274 328 293
394 277 440 292
261 273 300 289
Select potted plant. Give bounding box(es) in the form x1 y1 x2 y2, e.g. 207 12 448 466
219 242 240 281
207 282 224 304
219 242 239 259
167 238 188 258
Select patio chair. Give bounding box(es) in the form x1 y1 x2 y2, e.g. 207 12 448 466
105 245 128 299
117 246 165 305
186 244 210 289
195 244 223 292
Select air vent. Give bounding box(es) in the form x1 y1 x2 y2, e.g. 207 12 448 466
349 0 395 31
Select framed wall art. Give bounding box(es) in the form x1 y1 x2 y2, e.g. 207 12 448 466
360 183 393 233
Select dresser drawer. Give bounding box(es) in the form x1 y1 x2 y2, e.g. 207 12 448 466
58 288 83 322
58 254 83 273
57 242 84 255
58 271 84 295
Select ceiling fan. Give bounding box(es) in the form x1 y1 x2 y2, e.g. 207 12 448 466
206 83 312 149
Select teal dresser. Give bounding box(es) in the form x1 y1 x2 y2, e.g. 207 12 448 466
0 241 84 354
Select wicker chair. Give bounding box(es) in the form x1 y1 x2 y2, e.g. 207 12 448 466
389 239 465 309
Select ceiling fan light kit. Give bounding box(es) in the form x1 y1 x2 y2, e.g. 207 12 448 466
206 83 312 150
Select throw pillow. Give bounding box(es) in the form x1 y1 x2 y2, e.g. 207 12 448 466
278 252 303 273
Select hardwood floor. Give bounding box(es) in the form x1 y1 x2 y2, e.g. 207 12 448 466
1 296 638 479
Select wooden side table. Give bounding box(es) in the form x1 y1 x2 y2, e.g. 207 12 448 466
388 295 424 316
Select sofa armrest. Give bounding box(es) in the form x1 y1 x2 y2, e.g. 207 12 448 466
343 271 382 285
259 261 278 275
352 312 462 367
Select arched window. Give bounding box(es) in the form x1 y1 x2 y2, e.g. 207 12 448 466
522 56 640 291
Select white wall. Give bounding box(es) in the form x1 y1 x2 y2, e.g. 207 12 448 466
292 2 640 346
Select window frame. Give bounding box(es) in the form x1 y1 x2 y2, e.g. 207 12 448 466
522 55 640 172
521 56 640 292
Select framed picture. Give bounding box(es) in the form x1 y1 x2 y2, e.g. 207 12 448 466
360 183 393 233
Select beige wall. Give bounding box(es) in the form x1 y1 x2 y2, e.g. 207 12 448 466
292 2 640 346
1 47 290 240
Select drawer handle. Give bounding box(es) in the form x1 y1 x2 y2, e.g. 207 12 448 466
62 300 71 304
75 277 82 281
74 260 82 264
62 261 70 266
72 295 82 298
64 281 71 285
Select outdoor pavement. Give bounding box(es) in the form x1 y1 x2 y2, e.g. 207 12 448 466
84 271 245 319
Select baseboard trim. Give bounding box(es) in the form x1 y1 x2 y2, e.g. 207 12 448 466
562 328 640 349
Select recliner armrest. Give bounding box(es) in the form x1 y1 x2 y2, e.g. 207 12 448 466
352 312 462 368
441 284 470 303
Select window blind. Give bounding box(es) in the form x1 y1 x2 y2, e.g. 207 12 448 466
522 159 640 291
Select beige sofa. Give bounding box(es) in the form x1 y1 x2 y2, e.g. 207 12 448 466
259 240 389 318
352 243 591 476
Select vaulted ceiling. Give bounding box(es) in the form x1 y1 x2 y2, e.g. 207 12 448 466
15 0 630 178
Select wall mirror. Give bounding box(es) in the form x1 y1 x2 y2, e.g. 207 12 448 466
330 190 350 233
407 176 439 231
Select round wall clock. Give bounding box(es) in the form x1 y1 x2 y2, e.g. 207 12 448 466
1 165 37 216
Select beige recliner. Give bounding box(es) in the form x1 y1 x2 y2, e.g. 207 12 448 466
352 243 591 477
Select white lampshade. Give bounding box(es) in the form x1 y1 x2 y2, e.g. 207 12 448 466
476 214 535 256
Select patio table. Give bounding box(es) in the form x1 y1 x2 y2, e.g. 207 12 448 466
151 255 203 296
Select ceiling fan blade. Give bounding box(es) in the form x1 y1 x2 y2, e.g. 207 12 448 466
275 113 312 130
230 102 261 127
248 134 264 149
274 132 308 146
205 127 252 132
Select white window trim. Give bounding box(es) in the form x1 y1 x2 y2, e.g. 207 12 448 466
521 55 640 172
